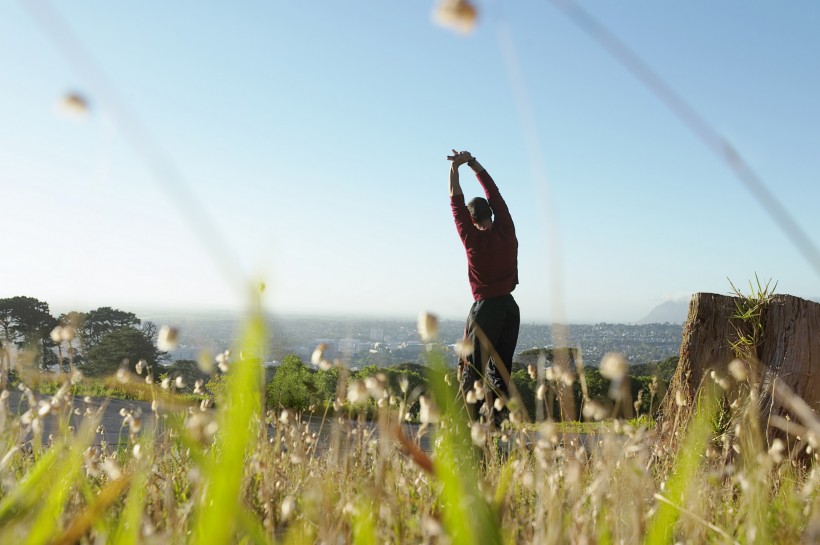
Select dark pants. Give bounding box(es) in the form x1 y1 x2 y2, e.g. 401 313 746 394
460 294 520 421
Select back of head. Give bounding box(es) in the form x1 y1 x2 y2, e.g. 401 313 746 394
467 197 493 223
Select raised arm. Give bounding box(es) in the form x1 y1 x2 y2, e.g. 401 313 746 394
448 149 487 193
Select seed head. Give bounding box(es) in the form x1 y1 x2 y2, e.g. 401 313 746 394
729 359 749 381
364 376 386 400
471 422 488 446
474 381 485 400
600 353 628 382
432 0 478 34
58 91 90 119
769 438 786 464
216 350 231 373
157 325 179 352
582 400 607 421
347 380 368 404
281 496 296 522
455 338 474 357
417 312 439 342
311 343 327 366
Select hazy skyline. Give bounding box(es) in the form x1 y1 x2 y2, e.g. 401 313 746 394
3 2 819 323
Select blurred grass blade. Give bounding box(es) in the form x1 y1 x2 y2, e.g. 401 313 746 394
426 349 502 545
52 474 132 545
0 443 61 522
352 501 377 545
24 417 98 545
109 436 154 545
644 383 721 545
190 304 265 545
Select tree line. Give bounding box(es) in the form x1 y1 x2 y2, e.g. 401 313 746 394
1 295 677 421
0 296 163 377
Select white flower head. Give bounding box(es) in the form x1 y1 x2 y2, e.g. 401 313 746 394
157 325 179 352
769 438 786 464
432 0 478 34
60 326 75 342
473 381 485 400
281 496 296 522
599 353 628 382
417 312 439 342
216 350 231 373
57 91 90 119
347 380 368 404
455 338 474 357
364 376 385 400
419 394 439 424
311 343 327 366
471 422 488 446
728 359 749 382
582 400 607 421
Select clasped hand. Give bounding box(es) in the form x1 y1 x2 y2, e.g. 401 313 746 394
447 149 473 167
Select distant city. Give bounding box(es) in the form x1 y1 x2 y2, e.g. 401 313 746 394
144 312 684 370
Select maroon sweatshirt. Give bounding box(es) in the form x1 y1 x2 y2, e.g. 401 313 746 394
451 169 519 301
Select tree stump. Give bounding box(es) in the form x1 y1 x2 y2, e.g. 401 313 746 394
658 292 820 449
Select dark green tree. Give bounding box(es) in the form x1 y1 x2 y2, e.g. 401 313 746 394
83 326 161 377
312 367 340 404
266 355 316 411
0 296 58 369
81 307 141 351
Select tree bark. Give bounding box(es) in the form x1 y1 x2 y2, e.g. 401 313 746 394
658 293 820 449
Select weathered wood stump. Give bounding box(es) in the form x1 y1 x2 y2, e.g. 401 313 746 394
658 292 820 448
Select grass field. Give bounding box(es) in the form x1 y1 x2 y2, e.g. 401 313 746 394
0 308 817 545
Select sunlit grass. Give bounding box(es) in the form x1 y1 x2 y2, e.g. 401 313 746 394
1 297 818 544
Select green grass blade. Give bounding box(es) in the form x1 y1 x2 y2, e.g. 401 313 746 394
644 383 721 545
189 307 265 545
426 349 502 545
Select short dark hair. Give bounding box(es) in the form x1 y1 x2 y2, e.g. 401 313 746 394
467 197 493 223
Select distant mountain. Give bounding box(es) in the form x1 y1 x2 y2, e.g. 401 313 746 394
638 299 689 324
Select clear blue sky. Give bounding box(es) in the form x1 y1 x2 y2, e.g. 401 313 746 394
2 1 819 323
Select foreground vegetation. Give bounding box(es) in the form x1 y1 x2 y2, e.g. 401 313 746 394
1 301 818 545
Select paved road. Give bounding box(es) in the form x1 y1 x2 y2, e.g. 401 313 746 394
2 390 597 455
1 389 434 453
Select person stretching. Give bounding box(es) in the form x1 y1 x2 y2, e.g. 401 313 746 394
447 149 520 426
